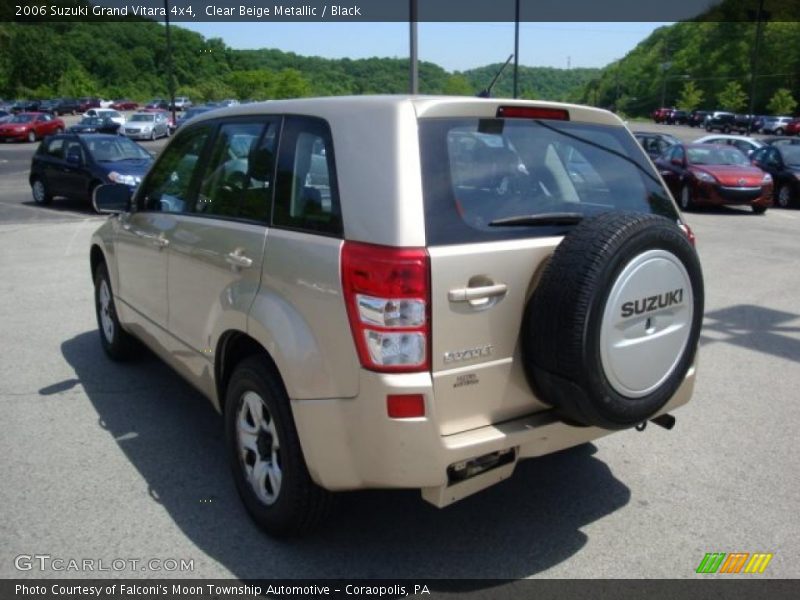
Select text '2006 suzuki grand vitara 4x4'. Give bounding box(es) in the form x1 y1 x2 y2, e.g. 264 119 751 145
90 96 704 536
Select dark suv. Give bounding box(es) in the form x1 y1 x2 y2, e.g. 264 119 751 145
688 110 710 128
705 112 736 133
50 98 80 116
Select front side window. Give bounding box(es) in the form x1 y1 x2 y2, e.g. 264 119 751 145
273 116 341 236
44 137 64 159
136 125 211 212
195 120 278 222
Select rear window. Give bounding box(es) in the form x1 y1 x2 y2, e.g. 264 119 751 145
419 117 679 245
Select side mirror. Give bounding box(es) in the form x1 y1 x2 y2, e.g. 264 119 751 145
93 183 132 214
66 149 83 166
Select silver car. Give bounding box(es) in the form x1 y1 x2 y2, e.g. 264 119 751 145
122 112 170 141
761 116 793 135
91 96 704 536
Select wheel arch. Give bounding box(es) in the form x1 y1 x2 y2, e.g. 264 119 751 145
215 331 285 414
90 244 106 279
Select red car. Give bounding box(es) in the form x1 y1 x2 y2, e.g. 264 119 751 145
785 118 800 136
0 112 65 143
78 97 101 112
652 107 675 123
111 99 139 111
655 143 773 214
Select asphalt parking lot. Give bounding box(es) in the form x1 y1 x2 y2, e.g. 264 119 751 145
0 121 798 580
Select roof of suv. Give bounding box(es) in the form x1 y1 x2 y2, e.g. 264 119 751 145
184 95 623 127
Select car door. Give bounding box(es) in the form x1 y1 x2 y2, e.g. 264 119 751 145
656 145 684 196
61 138 92 199
165 117 278 385
114 124 214 333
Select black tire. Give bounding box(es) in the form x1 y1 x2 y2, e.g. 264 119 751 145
150 129 156 141
752 204 767 215
55 127 63 134
776 184 792 208
775 128 784 136
723 126 731 134
705 125 712 132
521 213 704 429
224 356 332 537
27 131 36 143
94 262 137 361
679 183 695 211
31 177 52 205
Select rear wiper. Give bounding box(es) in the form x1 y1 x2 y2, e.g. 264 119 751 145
489 212 584 227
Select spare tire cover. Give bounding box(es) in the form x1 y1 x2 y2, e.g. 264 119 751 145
521 212 704 429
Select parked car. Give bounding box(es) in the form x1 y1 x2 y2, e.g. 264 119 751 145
633 131 680 159
763 137 800 147
50 98 81 116
750 144 800 208
174 105 218 129
82 108 125 126
651 107 675 123
145 99 170 111
732 114 760 134
655 143 772 213
0 112 65 143
0 110 11 123
219 98 240 107
10 100 28 113
78 97 102 112
704 112 736 133
90 96 704 536
688 110 710 128
785 119 800 136
29 133 153 208
666 109 688 125
761 116 793 135
122 112 170 140
69 116 122 135
171 96 192 111
692 134 764 156
111 99 139 111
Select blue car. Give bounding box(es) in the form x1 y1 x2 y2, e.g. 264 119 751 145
29 133 153 209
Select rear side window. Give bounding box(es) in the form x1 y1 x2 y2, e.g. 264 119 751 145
43 137 64 159
420 118 680 245
273 116 341 236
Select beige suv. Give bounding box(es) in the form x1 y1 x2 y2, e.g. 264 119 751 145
90 96 704 536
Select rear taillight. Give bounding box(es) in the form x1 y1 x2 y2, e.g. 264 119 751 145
679 222 696 246
341 242 430 373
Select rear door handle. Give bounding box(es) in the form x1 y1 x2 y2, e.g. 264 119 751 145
448 283 508 307
226 249 253 269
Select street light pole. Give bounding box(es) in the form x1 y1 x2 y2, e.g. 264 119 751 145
747 0 767 132
409 0 418 94
513 0 520 98
164 0 176 125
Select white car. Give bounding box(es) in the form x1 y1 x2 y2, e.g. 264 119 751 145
82 108 126 126
761 116 794 135
693 134 765 156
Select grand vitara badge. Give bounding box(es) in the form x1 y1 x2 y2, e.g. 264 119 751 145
620 288 684 318
443 345 494 364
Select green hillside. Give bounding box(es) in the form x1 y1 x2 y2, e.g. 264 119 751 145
575 20 800 116
0 20 596 102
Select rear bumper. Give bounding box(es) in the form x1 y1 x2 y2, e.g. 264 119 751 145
291 364 696 507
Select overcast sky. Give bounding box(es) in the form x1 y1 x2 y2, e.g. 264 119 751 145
179 22 671 71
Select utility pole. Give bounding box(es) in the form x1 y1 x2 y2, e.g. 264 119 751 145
747 0 768 131
513 0 520 98
660 42 670 107
164 0 176 125
409 0 418 94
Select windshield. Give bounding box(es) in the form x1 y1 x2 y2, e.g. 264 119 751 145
419 118 678 244
9 114 34 123
687 146 748 166
130 114 154 123
80 117 103 126
86 137 151 161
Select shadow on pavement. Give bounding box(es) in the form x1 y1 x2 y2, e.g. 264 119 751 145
702 304 800 363
52 330 631 580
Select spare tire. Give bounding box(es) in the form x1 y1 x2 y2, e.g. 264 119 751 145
521 212 704 430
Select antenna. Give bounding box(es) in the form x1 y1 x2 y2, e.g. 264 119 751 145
478 54 515 98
